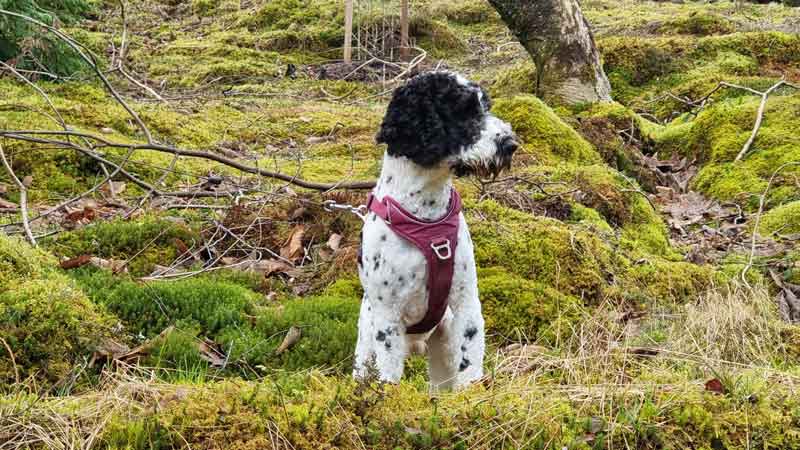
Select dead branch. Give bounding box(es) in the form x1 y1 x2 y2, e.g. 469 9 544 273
0 143 35 245
741 161 800 286
733 79 796 162
0 130 376 191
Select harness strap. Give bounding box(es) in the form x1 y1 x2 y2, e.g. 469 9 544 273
366 189 462 334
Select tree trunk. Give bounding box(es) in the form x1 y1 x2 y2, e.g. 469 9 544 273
488 0 612 104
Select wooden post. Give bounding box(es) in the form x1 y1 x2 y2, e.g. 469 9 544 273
344 0 354 63
399 0 409 61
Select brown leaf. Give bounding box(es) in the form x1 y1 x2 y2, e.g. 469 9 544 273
705 378 725 394
252 259 293 277
60 254 93 270
280 225 306 261
90 256 127 273
197 338 226 367
21 175 32 188
275 326 302 355
327 233 343 251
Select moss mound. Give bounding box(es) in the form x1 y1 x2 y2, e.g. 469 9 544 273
0 235 116 386
468 199 617 303
492 95 601 164
654 94 800 209
759 200 800 236
70 268 361 372
478 267 584 342
47 216 199 276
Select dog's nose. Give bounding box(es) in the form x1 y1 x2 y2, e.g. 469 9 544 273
499 136 519 155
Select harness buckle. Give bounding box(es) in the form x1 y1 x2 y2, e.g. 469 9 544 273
431 238 452 260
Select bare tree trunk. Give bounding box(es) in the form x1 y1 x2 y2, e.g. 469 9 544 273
344 0 354 63
399 0 410 61
488 0 612 104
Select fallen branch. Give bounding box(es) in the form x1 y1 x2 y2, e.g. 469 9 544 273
0 143 35 245
732 79 797 162
0 130 376 191
741 161 800 286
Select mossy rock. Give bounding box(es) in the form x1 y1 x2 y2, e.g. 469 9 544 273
0 235 116 386
618 259 714 305
492 95 601 164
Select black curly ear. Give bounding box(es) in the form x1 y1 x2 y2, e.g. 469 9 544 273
376 72 487 167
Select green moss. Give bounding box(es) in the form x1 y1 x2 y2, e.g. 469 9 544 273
621 259 714 305
654 94 800 209
656 12 736 36
72 268 260 337
492 96 601 164
478 267 584 343
759 201 800 236
468 199 617 303
490 62 537 98
46 215 198 276
0 234 116 386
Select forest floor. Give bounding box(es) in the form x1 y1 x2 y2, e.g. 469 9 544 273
1 0 800 448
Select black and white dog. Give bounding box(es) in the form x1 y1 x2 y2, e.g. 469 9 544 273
354 71 518 390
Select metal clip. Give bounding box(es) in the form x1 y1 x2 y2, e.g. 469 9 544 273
430 239 452 260
323 200 368 221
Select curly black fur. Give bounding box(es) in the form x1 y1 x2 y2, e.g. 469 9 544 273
376 72 489 167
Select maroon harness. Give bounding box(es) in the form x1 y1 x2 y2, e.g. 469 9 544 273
365 189 462 334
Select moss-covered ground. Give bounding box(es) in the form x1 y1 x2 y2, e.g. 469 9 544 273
1 0 800 448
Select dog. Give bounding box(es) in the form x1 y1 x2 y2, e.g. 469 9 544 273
353 71 518 391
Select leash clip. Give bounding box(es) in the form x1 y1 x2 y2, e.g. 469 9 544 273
431 238 452 260
323 200 368 221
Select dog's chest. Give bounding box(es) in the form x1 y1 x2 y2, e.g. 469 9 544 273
358 211 474 325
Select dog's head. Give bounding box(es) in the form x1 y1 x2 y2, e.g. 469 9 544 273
376 71 518 178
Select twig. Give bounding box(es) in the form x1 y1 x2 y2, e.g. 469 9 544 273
0 143 35 245
0 9 154 143
733 79 794 162
0 336 19 385
0 130 376 191
741 161 800 286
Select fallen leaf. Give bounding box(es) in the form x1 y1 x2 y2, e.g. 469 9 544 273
705 378 725 394
90 256 127 273
60 254 93 270
280 225 306 261
21 175 32 188
327 233 343 251
275 326 302 355
101 127 115 134
252 259 293 277
198 338 227 367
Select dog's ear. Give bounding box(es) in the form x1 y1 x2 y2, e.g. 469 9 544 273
376 72 487 167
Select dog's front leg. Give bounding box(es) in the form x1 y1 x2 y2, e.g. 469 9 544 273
353 295 408 383
426 299 485 391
